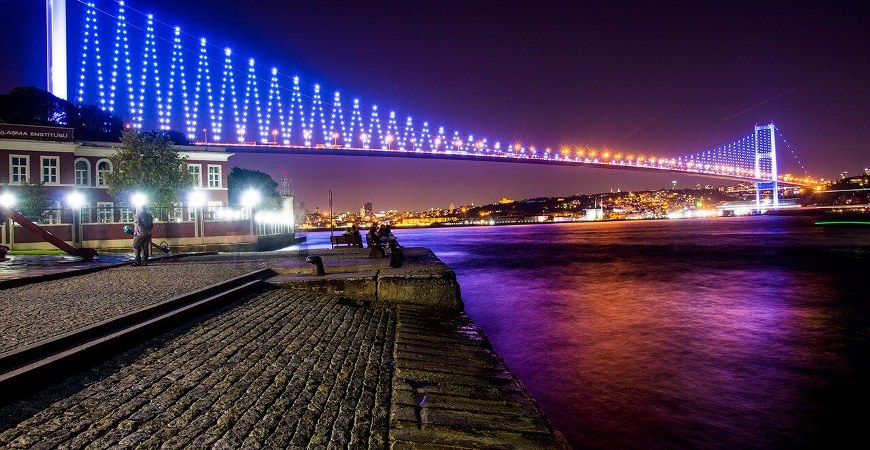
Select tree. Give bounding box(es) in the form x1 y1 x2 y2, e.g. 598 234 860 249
0 86 125 142
74 104 125 141
0 86 77 127
227 167 282 210
10 181 53 223
105 131 196 209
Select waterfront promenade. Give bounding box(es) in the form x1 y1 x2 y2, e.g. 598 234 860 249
0 250 567 448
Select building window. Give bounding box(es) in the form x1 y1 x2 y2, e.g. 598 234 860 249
166 203 183 222
119 207 134 223
96 159 113 187
80 205 93 224
10 155 29 184
75 159 91 186
188 164 202 187
208 165 221 188
207 201 223 220
96 202 114 223
41 157 59 184
46 200 62 224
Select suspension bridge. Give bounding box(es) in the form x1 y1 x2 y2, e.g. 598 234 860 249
48 0 817 211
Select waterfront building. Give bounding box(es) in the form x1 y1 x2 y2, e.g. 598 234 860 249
0 124 295 251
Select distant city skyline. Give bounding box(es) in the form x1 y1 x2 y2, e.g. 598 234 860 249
1 1 868 211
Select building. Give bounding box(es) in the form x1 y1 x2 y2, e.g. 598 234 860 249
0 124 295 251
0 124 230 216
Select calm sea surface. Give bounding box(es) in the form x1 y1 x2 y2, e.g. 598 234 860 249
299 216 870 448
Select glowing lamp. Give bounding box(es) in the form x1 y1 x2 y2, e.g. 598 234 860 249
187 190 206 208
130 192 147 209
67 191 87 209
0 192 16 209
240 189 261 209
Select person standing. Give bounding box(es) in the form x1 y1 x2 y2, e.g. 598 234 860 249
132 205 154 266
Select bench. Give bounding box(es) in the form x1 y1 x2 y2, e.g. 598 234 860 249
331 234 363 247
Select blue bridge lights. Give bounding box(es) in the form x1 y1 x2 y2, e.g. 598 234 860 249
66 1 817 189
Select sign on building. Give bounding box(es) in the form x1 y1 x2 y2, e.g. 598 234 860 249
0 124 74 142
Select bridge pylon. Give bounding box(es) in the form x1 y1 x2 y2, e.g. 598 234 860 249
754 123 778 212
46 0 68 100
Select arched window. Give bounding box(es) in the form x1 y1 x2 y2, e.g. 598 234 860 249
74 158 91 186
96 159 113 187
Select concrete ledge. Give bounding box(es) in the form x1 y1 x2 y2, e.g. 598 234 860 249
377 269 462 309
270 248 462 309
269 271 378 300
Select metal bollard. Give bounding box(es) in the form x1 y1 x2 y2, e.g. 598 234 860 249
305 255 325 275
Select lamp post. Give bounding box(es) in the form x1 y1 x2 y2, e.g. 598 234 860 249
328 189 334 248
66 191 86 247
240 189 261 238
0 192 16 248
188 190 206 243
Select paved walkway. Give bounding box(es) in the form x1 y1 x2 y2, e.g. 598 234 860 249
0 288 395 449
0 253 292 354
0 251 568 448
0 254 131 285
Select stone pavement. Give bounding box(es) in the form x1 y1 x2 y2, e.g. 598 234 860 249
0 253 294 354
0 288 395 449
0 250 568 448
0 254 131 285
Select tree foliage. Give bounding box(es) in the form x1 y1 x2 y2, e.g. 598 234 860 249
0 86 129 142
9 181 53 223
105 131 196 208
227 167 282 210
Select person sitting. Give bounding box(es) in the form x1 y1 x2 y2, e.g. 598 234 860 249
349 225 363 247
366 223 380 248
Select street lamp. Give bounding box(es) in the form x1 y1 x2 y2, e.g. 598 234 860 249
0 192 16 209
131 192 147 209
188 190 207 240
66 191 86 247
240 189 261 236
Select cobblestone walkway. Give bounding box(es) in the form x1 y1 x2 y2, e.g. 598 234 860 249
0 287 395 449
0 254 293 354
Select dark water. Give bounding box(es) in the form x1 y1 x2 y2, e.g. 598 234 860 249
301 216 870 448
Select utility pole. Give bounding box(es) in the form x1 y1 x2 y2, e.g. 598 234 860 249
329 190 334 248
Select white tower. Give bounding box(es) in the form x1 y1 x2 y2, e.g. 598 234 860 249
753 123 778 212
46 0 68 99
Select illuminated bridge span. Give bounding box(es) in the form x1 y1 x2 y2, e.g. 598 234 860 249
50 1 815 209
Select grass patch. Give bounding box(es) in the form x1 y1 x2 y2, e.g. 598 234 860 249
7 249 68 255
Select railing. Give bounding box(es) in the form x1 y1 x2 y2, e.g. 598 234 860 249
2 205 294 250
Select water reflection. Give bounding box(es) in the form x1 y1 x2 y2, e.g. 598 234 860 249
302 216 870 448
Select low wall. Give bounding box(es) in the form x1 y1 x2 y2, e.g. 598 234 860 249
270 248 462 309
2 220 299 254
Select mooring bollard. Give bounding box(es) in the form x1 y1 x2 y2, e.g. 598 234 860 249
305 255 325 276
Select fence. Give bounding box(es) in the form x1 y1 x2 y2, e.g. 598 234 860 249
2 205 295 252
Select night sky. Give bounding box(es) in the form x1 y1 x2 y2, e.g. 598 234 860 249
1 1 869 212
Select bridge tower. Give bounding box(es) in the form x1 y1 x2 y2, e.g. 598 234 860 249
754 123 778 212
46 0 68 99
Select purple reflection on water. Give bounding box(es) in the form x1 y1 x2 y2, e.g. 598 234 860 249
301 216 870 448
